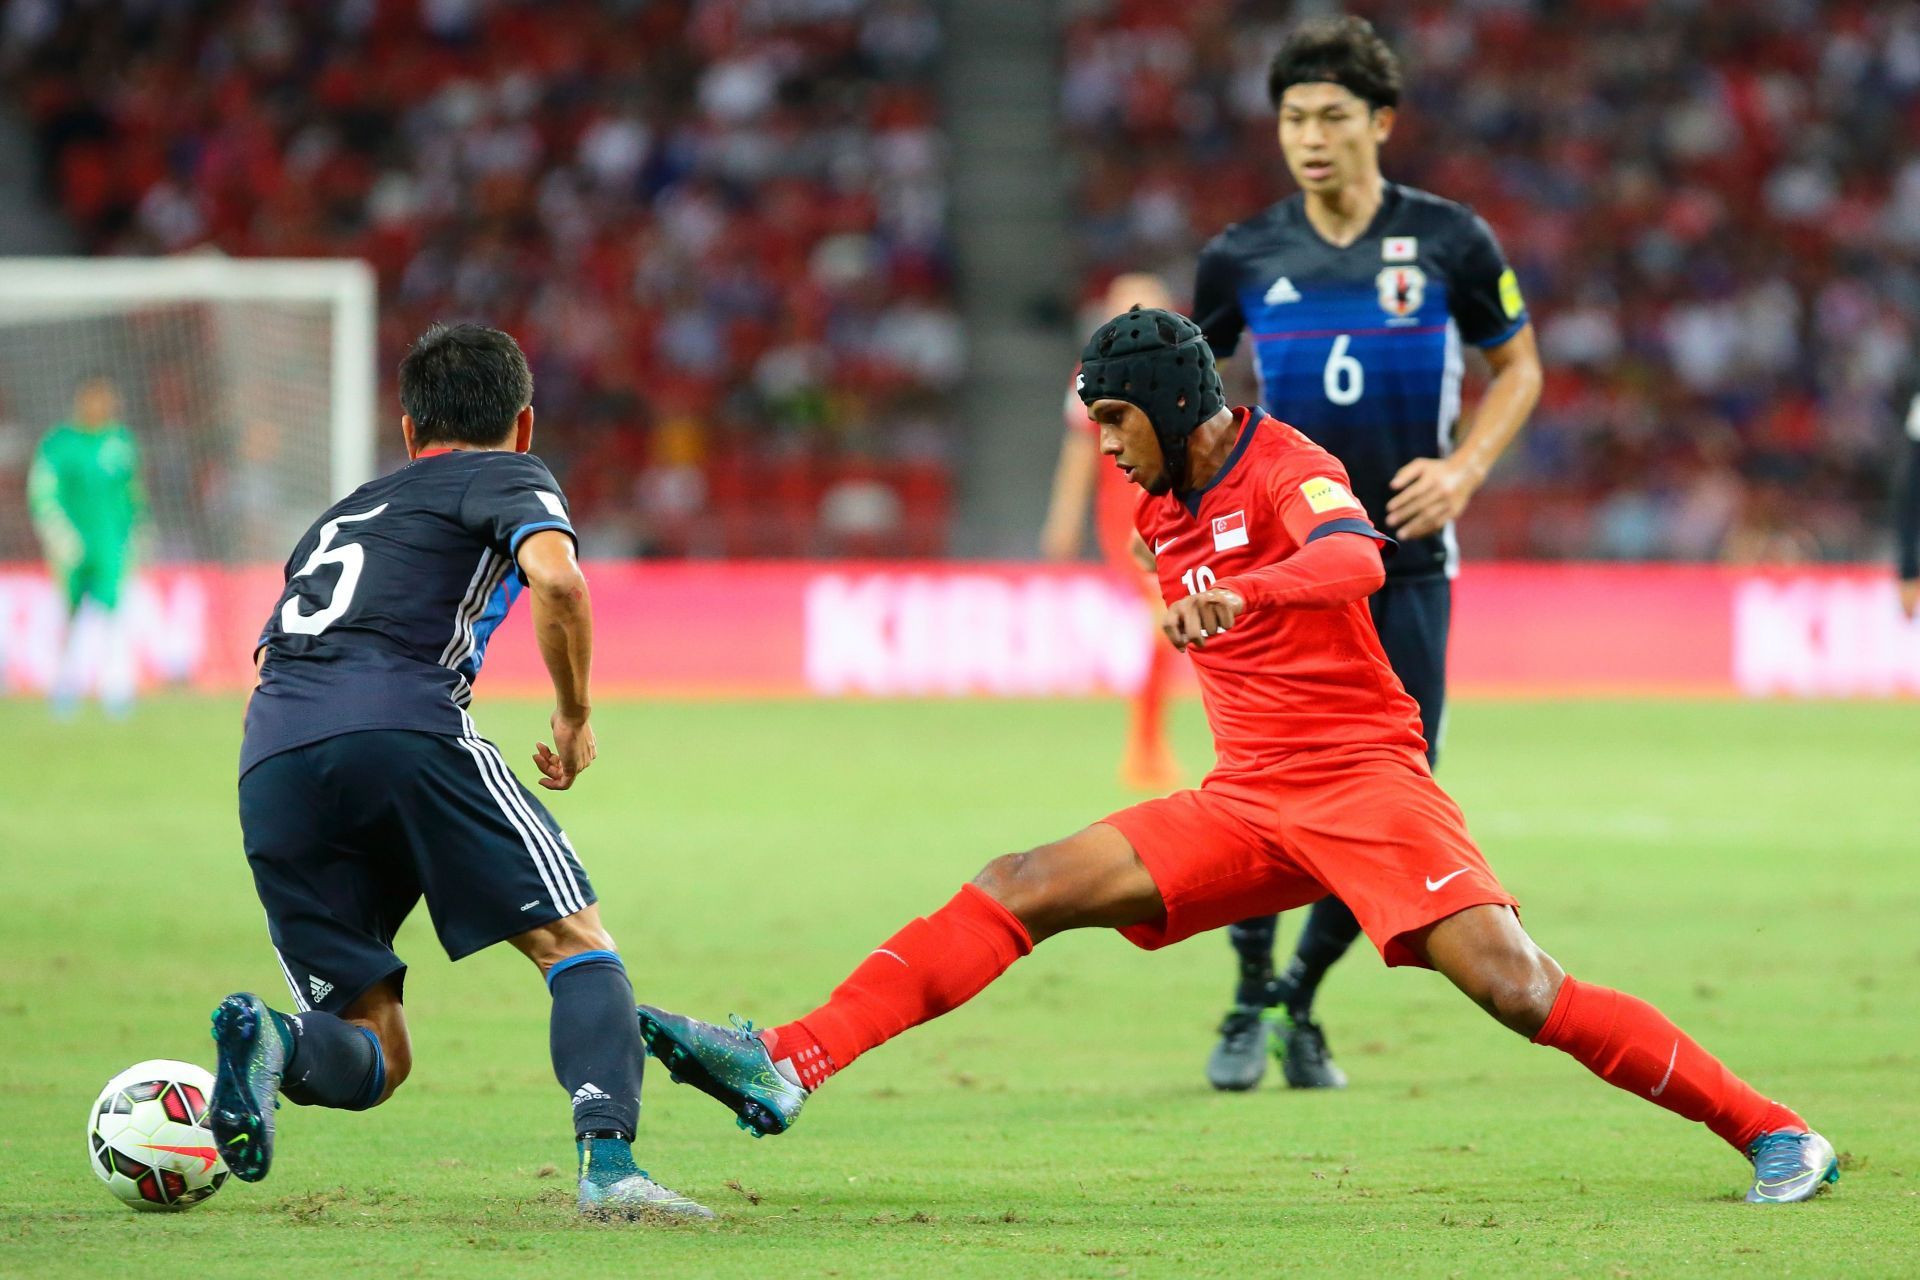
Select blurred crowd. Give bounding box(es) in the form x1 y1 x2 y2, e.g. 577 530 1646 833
1063 0 1919 564
9 0 1920 563
5 0 957 557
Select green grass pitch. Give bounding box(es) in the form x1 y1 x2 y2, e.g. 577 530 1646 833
1 694 1915 1278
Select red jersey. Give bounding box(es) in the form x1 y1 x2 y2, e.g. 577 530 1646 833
1065 377 1143 568
1135 407 1425 771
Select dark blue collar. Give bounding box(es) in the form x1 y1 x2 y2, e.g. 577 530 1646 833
1180 407 1261 517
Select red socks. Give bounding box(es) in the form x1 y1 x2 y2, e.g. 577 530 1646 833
1534 977 1805 1151
766 884 1033 1090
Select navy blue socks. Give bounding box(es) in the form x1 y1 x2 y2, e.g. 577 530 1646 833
1282 897 1364 1019
546 950 643 1139
275 1009 385 1111
1227 914 1279 1006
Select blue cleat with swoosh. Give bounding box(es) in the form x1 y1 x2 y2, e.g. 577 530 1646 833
208 992 290 1183
1745 1129 1839 1204
636 1006 808 1137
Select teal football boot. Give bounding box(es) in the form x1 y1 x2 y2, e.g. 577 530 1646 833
208 992 290 1183
636 1006 808 1137
1745 1129 1839 1204
576 1135 713 1219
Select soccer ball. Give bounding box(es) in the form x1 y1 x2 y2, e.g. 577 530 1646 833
87 1059 229 1211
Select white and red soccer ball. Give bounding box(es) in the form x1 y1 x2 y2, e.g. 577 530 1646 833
87 1059 228 1211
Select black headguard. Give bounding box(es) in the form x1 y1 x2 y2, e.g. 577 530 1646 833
1076 306 1225 490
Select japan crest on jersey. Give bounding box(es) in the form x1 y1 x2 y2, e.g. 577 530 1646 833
1376 265 1426 318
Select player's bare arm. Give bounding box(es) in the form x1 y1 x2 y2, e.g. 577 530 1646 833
1386 323 1541 539
1039 426 1096 560
520 527 595 790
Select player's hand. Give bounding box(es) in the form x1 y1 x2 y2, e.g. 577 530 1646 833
535 710 595 790
1901 578 1920 620
1163 587 1246 651
1386 456 1483 540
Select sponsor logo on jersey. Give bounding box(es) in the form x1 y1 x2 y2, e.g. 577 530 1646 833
1376 266 1426 318
1212 511 1248 551
1263 276 1302 305
1383 236 1418 263
1300 476 1362 515
536 490 568 520
1499 267 1525 320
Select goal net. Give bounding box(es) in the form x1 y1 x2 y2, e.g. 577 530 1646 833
0 257 375 695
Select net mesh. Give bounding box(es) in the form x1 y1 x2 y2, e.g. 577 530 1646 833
0 296 336 565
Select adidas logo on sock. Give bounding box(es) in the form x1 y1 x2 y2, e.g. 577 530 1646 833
571 1081 612 1107
308 975 334 1003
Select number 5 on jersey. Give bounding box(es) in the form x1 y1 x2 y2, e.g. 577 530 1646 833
281 504 388 636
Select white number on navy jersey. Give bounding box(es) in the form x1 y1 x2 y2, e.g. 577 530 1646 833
1180 565 1216 596
1323 333 1364 406
280 504 389 636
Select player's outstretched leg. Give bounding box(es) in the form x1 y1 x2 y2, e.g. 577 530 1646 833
1207 914 1279 1091
208 986 392 1183
516 910 712 1219
1272 897 1362 1090
641 825 1164 1136
1419 905 1837 1204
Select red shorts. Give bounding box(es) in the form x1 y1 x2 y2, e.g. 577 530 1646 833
1101 745 1517 968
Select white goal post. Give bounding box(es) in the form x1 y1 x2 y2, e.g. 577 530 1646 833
0 255 376 565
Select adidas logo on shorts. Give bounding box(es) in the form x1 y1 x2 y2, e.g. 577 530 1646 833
308 975 334 1004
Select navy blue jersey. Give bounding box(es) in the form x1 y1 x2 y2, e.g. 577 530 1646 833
241 449 576 775
1194 183 1527 578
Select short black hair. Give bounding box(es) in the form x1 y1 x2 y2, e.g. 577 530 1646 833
1267 15 1401 112
398 323 533 447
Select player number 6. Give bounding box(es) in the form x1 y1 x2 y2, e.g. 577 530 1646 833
1323 333 1364 406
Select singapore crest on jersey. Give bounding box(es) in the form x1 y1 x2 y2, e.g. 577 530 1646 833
1376 265 1426 318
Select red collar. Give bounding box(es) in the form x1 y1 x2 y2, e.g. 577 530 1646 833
414 447 460 459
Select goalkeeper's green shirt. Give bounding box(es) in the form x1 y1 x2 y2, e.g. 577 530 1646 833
28 421 145 555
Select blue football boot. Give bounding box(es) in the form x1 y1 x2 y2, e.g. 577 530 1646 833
1745 1129 1839 1204
576 1135 713 1219
636 1006 808 1137
208 992 290 1183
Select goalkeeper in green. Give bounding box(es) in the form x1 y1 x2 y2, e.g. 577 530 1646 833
28 376 145 717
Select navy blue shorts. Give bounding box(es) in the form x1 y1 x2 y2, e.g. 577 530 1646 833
1370 575 1451 767
238 729 597 1015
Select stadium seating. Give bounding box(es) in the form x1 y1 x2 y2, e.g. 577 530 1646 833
6 0 957 556
1061 0 1917 563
